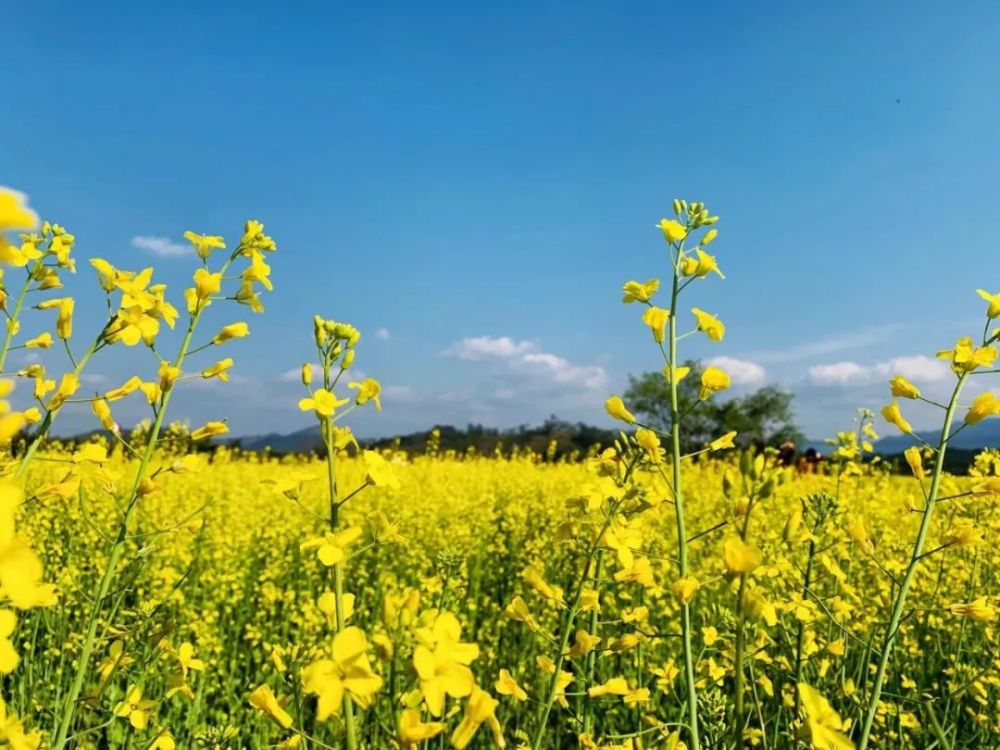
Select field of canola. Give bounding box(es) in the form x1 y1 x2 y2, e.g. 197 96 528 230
1 188 999 749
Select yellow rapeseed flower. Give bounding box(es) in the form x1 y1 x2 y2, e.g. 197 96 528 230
889 375 921 399
641 306 670 343
604 396 635 424
976 289 1000 318
797 684 854 750
691 307 725 342
880 400 912 434
657 219 687 243
301 626 383 718
248 684 294 729
699 365 730 400
621 278 659 304
965 391 1000 425
0 188 38 232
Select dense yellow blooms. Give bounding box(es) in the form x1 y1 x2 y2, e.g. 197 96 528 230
0 189 998 750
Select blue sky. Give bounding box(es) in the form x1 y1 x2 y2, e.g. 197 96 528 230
3 1 999 440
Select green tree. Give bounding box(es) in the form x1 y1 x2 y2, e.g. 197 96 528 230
623 360 803 452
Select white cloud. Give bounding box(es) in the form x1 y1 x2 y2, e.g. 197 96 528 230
443 334 607 391
874 355 950 383
131 235 191 257
806 353 952 389
279 364 319 382
277 365 366 383
383 384 416 403
517 352 608 390
751 325 898 364
375 328 391 341
808 361 870 386
706 356 766 386
443 335 537 361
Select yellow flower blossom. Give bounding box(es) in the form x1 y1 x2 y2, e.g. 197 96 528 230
300 526 362 566
348 378 382 410
248 684 294 729
184 230 227 260
889 375 921 399
212 322 250 344
0 188 38 232
450 686 503 750
681 248 724 279
947 597 996 623
495 668 528 701
797 684 854 750
672 577 699 604
723 536 762 575
699 365 730 400
621 278 659 303
936 337 997 373
193 268 222 300
588 677 630 698
965 391 1000 425
398 708 445 745
23 332 52 349
413 612 479 716
880 400 912 434
190 421 228 441
604 396 636 424
113 685 156 730
301 627 383 718
641 306 670 343
903 446 924 479
691 307 725 342
976 289 1000 318
299 389 348 419
657 218 687 243
708 431 738 451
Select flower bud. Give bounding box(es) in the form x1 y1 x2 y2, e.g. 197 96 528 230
758 477 776 500
722 471 734 498
313 315 327 346
137 477 159 497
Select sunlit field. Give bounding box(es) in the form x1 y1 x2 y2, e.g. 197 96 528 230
2 190 999 749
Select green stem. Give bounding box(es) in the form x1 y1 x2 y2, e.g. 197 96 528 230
733 573 747 746
50 253 239 749
531 514 614 750
732 490 757 748
856 373 967 750
922 698 953 750
0 269 33 373
668 247 700 750
793 538 817 717
323 395 358 749
16 330 105 479
581 551 603 737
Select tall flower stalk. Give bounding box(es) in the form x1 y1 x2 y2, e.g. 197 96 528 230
605 200 730 750
857 309 999 749
50 221 277 748
293 316 388 749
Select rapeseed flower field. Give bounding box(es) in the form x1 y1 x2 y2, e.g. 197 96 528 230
1 187 999 749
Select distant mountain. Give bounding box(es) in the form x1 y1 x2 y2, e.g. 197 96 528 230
233 419 620 458
803 421 1000 456
799 421 998 475
235 426 323 453
873 420 1000 454
59 418 1000 462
